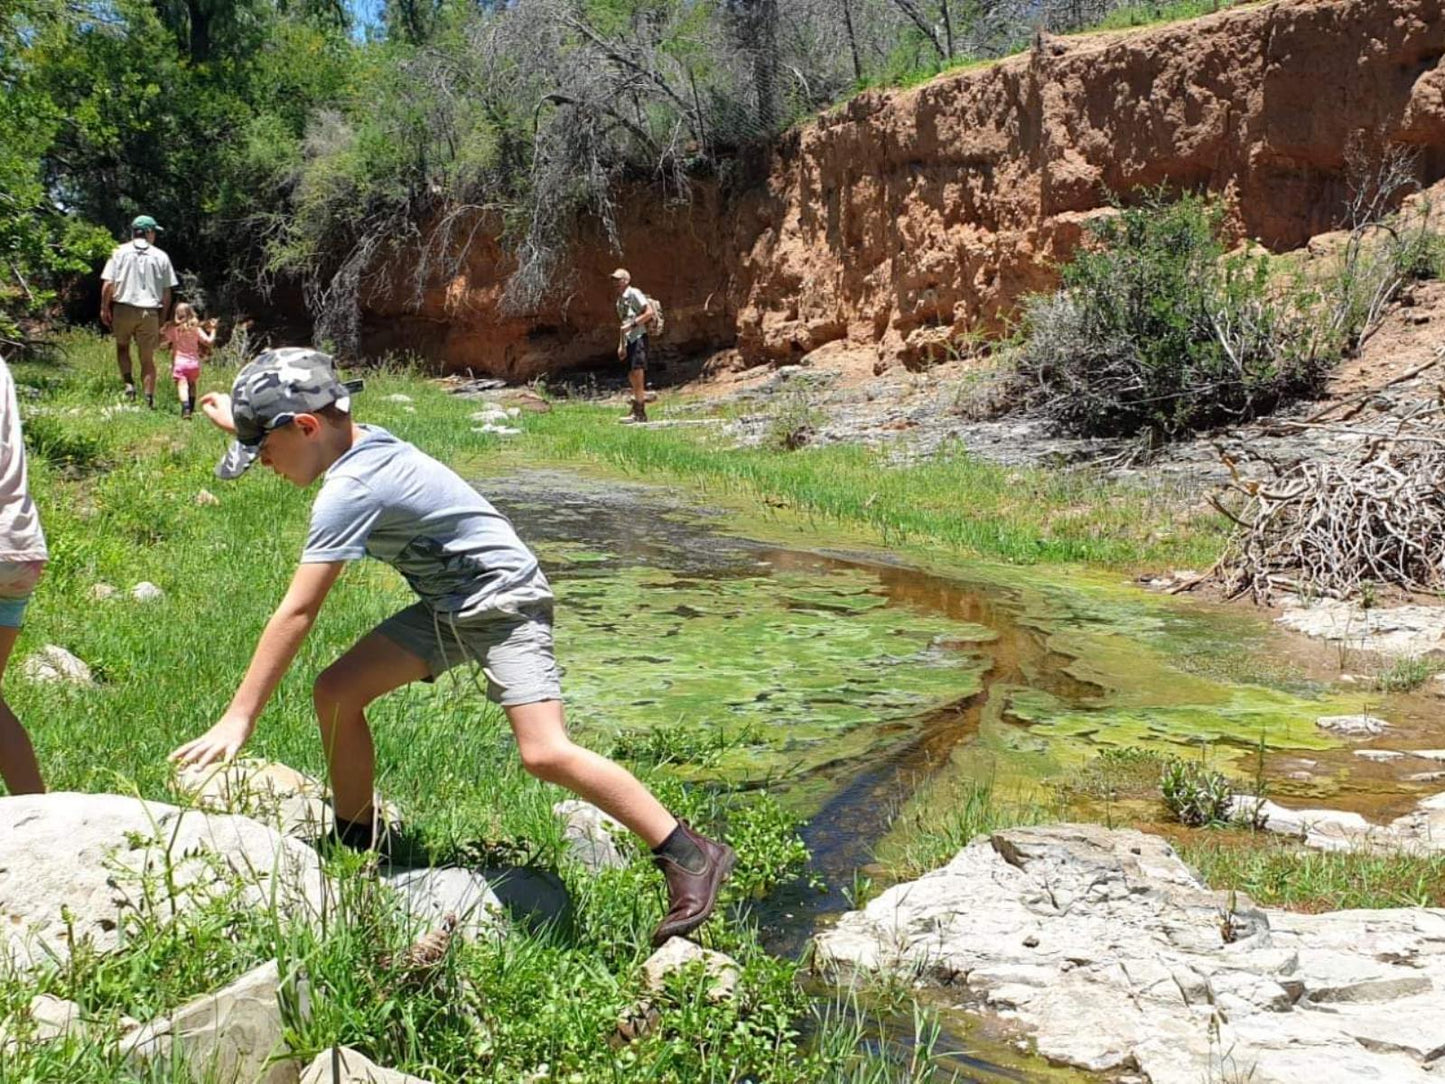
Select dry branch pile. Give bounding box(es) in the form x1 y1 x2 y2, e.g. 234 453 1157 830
1202 356 1445 602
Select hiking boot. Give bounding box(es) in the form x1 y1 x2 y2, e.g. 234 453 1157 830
146 392 155 410
123 382 136 401
651 821 735 947
620 400 647 424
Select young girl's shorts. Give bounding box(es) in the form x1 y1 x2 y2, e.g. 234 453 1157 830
172 357 201 382
0 560 45 628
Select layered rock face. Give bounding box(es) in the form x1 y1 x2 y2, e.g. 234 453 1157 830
362 0 1445 377
814 824 1445 1083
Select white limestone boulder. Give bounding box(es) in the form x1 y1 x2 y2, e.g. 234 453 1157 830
0 793 328 972
814 824 1445 1082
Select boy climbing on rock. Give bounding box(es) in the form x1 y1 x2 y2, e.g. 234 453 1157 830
169 348 733 946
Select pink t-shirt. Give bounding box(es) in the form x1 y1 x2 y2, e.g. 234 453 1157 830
0 359 47 561
164 324 204 363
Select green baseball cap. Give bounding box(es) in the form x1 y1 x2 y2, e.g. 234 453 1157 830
130 214 163 233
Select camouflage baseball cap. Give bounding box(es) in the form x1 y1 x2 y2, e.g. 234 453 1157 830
214 347 364 480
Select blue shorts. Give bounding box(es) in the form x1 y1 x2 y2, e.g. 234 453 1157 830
0 560 44 628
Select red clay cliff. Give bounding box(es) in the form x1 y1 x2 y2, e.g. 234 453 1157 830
359 0 1445 379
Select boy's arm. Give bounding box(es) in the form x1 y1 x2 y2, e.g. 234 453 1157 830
199 391 236 433
169 561 344 768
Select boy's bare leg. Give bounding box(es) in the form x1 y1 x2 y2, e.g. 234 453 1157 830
313 631 430 823
505 699 675 848
0 627 43 795
628 367 646 408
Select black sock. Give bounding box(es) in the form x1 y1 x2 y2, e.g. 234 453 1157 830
653 823 706 874
332 813 376 851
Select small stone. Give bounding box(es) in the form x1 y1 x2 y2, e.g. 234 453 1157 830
642 938 740 1003
553 800 629 872
1407 771 1445 784
21 645 95 686
131 581 165 602
195 489 220 506
385 393 414 403
472 425 522 437
383 868 505 940
1316 714 1390 736
1354 750 1405 761
123 960 307 1084
89 582 120 601
469 409 508 423
300 1046 432 1083
0 995 87 1051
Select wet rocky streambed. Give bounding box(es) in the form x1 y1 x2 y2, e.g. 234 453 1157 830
487 469 1443 1081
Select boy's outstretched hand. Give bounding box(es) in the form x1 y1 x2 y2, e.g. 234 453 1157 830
170 713 254 769
199 392 236 434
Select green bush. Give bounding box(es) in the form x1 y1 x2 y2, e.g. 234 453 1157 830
1160 757 1234 827
1018 192 1329 441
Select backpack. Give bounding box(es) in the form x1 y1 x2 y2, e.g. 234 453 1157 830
645 295 665 338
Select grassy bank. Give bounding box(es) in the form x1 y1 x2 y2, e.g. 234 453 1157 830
885 774 1445 916
511 398 1226 573
2 334 955 1082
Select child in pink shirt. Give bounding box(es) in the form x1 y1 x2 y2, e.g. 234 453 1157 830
161 303 214 418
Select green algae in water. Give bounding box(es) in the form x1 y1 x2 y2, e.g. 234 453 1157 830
553 565 991 783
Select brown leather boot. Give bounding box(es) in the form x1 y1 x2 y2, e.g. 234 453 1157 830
651 821 736 947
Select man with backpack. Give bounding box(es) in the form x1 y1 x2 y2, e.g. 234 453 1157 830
611 268 658 423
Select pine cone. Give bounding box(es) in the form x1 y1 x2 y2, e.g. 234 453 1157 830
383 912 459 975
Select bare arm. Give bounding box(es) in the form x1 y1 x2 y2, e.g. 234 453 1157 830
161 287 172 321
170 562 344 768
100 280 113 327
199 391 236 433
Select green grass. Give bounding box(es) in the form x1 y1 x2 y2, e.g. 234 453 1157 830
1175 833 1445 912
513 404 1226 573
837 0 1250 101
1 333 958 1082
1373 655 1444 694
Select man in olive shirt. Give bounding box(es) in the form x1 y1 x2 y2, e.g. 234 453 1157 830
100 214 178 408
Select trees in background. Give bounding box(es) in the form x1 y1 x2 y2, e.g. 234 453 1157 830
3 0 1148 352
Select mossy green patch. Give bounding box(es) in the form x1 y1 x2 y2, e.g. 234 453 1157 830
554 565 991 783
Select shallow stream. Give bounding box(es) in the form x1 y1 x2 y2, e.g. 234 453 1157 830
487 468 1440 1080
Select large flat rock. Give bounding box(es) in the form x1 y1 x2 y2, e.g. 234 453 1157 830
814 824 1445 1082
0 793 328 972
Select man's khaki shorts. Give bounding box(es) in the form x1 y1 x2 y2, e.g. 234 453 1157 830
376 602 563 707
112 303 160 351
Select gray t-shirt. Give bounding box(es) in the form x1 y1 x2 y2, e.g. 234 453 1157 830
301 427 550 615
101 240 178 308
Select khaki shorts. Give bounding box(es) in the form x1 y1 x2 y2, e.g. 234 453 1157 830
112 303 160 351
377 602 562 707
